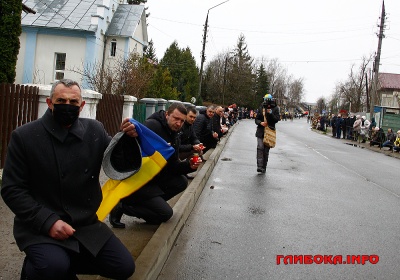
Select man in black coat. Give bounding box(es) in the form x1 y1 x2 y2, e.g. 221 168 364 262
255 94 280 173
179 105 203 160
112 103 202 226
212 106 229 139
1 79 137 279
348 114 356 140
193 105 219 154
330 114 337 137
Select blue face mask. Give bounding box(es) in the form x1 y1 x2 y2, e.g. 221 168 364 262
52 104 80 127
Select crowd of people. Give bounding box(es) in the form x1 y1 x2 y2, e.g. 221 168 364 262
1 79 236 279
312 113 400 152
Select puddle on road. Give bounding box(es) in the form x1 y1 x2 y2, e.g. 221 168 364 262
220 157 232 161
248 206 266 215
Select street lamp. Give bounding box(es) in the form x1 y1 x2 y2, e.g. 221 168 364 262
197 0 230 103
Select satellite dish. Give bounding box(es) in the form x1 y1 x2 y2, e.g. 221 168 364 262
190 97 196 104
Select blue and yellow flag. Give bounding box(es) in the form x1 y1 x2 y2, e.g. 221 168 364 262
97 118 175 221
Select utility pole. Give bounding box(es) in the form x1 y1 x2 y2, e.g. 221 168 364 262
370 0 386 117
198 13 209 103
365 72 369 110
197 1 230 103
222 56 228 105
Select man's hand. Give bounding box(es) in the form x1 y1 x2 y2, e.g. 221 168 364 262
49 220 75 240
193 144 203 153
120 118 138 137
212 132 219 138
260 122 267 127
189 158 202 170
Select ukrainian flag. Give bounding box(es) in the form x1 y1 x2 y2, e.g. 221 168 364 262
97 118 175 221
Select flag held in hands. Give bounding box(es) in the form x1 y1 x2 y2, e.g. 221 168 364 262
97 118 175 221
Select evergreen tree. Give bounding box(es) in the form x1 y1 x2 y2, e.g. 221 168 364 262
146 66 179 100
160 42 199 102
0 0 22 83
144 39 157 63
228 34 255 108
255 63 270 104
128 0 147 4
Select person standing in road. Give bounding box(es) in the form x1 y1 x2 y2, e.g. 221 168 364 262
330 114 337 137
1 79 137 279
335 114 343 139
255 94 280 173
348 114 356 140
360 116 370 143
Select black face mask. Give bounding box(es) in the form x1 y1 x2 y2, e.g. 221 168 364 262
52 104 80 127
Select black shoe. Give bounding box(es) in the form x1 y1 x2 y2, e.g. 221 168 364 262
257 168 265 173
109 203 125 228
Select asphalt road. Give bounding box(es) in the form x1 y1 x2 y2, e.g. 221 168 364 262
157 118 400 280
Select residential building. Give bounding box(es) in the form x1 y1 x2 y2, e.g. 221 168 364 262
16 0 148 89
378 73 400 108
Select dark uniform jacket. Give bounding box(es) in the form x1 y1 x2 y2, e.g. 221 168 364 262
1 109 114 256
122 110 192 204
179 121 200 153
192 110 214 143
255 105 280 138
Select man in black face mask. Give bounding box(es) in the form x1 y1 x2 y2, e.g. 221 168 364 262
1 79 138 279
47 79 85 127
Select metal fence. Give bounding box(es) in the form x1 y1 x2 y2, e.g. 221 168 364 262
133 102 147 123
0 83 39 168
96 93 125 137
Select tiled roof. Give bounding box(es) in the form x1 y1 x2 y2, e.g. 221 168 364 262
106 4 144 37
379 73 400 90
21 0 99 32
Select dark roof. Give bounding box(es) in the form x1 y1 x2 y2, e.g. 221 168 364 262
379 73 400 90
106 4 144 37
21 0 99 31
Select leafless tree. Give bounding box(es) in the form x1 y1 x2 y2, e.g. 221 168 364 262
71 53 155 99
286 75 305 111
316 96 327 114
334 55 373 113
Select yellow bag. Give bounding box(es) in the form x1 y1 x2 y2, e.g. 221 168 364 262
263 108 276 148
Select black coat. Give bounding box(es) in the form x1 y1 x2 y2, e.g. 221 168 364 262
193 111 214 143
179 121 200 153
122 110 192 204
255 104 280 138
212 114 224 138
1 109 113 256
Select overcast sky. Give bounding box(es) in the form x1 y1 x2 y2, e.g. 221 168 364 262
146 0 400 103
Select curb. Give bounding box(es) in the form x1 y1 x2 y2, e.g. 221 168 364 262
131 124 237 280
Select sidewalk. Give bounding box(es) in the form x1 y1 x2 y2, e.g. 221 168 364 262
313 126 400 160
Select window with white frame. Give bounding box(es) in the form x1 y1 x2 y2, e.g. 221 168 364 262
110 39 117 57
54 53 66 80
